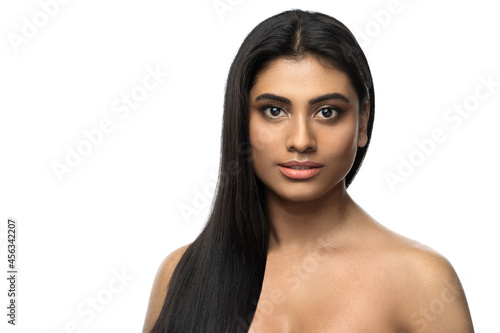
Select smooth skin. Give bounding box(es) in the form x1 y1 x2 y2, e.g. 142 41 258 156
143 56 474 333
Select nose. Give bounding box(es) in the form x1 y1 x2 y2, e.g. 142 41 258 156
286 114 317 153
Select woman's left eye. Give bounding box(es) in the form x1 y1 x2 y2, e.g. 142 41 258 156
317 107 341 119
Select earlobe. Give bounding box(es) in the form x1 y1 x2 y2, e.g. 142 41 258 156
358 129 367 148
357 101 370 148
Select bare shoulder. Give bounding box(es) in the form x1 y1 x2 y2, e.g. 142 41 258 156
155 243 192 282
142 243 192 333
380 234 474 333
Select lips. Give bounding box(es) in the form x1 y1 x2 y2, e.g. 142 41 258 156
277 160 324 179
277 160 324 168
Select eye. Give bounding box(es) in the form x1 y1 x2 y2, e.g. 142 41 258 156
260 105 286 118
259 105 344 120
316 107 342 120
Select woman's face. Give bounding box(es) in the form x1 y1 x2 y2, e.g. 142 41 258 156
248 55 370 202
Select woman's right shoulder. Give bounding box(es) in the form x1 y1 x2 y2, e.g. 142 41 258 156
142 243 192 333
158 243 192 277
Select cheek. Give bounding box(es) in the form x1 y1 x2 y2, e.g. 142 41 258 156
249 120 289 185
320 123 359 159
249 117 286 153
249 125 279 170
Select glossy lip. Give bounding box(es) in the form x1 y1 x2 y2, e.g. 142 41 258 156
277 160 324 180
278 165 322 179
277 160 324 168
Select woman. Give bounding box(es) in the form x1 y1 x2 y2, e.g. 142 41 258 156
143 9 474 332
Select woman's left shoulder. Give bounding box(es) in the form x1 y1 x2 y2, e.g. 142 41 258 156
378 233 474 332
374 228 463 302
366 219 456 277
388 236 455 278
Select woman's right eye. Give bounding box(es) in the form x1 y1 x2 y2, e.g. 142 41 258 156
260 105 285 118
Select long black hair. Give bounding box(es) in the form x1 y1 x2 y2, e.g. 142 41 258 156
150 8 375 332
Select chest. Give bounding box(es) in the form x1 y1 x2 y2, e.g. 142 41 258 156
247 255 399 333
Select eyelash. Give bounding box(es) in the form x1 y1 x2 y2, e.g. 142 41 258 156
258 104 344 121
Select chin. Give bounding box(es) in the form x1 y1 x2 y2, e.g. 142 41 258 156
268 180 341 202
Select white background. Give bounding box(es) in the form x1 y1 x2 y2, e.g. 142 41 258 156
1 0 499 332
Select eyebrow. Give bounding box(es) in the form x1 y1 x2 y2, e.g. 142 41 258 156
254 92 350 105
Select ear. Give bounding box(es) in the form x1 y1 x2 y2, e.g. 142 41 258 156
357 100 370 148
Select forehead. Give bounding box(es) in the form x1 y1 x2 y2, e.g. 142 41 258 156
250 56 358 103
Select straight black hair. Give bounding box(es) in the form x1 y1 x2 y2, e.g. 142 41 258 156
150 8 375 332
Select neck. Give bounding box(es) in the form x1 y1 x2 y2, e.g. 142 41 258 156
265 180 358 257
